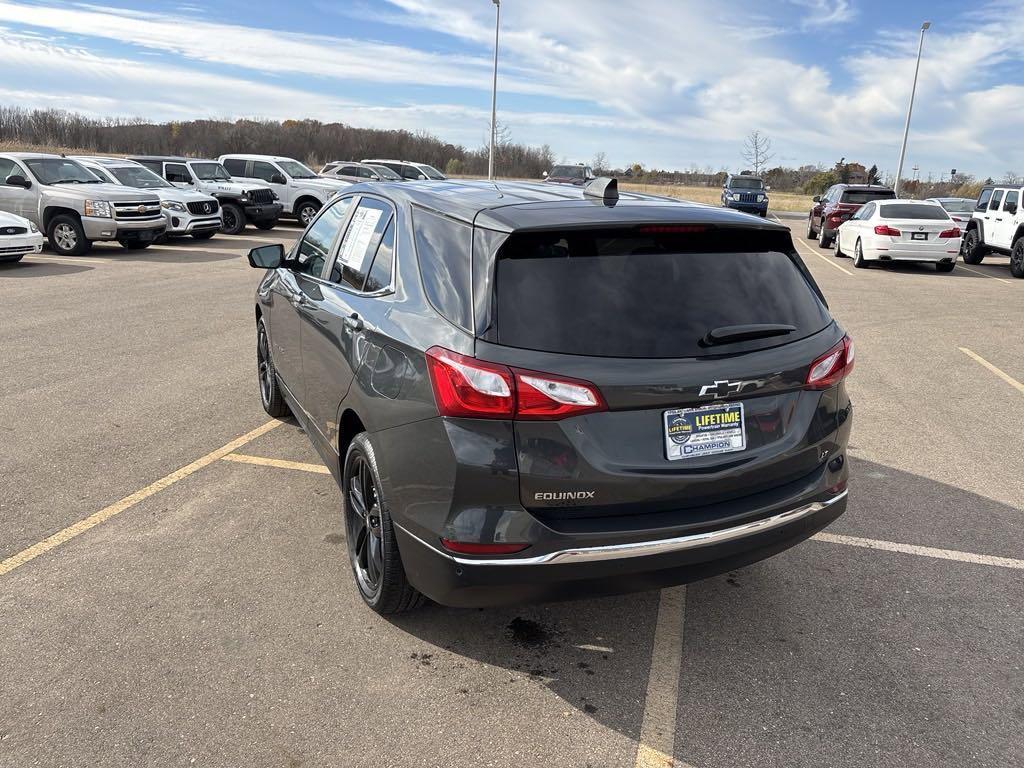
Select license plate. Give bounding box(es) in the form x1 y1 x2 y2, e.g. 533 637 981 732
663 403 746 461
138 231 154 242
911 232 928 240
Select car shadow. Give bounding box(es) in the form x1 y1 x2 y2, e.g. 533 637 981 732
378 456 1023 752
0 260 92 277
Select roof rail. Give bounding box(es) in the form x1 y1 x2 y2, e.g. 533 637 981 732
583 176 618 204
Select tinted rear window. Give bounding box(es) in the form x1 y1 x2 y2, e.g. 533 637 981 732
879 204 949 220
494 228 830 358
841 189 894 204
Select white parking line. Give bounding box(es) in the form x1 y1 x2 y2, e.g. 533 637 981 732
813 532 1024 569
25 255 113 265
957 265 1011 284
959 347 1024 395
792 238 854 276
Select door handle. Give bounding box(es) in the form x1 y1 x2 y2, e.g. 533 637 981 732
343 313 364 332
995 217 1003 222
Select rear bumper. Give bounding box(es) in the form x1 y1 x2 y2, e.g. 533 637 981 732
866 244 960 263
395 489 847 608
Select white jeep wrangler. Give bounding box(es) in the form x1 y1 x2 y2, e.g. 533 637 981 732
962 184 1024 278
218 155 351 227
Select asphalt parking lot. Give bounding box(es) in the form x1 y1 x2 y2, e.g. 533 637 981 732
1 217 1022 768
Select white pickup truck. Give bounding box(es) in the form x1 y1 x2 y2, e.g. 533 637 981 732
219 154 352 227
962 184 1024 278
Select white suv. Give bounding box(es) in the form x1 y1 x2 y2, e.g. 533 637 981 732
73 157 221 240
962 184 1024 278
219 154 351 227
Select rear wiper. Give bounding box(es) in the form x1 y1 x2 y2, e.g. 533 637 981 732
703 324 796 346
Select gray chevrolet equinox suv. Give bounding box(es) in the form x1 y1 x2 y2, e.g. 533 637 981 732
246 179 854 613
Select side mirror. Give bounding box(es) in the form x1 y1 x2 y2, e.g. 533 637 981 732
247 243 284 269
417 174 427 180
542 171 549 178
765 185 772 191
270 173 287 185
5 174 31 189
812 195 821 203
1007 204 1018 215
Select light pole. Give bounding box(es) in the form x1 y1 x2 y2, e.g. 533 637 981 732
894 21 930 197
488 0 500 181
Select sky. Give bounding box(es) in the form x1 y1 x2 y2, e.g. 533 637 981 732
1 0 1022 180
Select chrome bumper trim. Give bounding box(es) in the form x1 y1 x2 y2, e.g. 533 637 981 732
442 491 848 567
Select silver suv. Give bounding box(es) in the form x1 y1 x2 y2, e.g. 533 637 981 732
0 153 165 255
73 157 222 240
320 161 402 183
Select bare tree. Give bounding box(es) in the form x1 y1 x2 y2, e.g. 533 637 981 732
591 151 608 175
741 130 774 176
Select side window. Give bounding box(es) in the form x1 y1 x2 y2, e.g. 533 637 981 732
166 163 191 183
976 188 993 211
989 191 1003 210
251 161 279 182
856 203 874 220
364 220 395 292
222 158 247 176
413 208 473 331
358 167 376 179
400 165 421 180
292 198 352 277
0 157 17 180
330 197 393 290
1003 190 1019 213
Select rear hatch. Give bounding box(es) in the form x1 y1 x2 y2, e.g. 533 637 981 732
476 223 847 520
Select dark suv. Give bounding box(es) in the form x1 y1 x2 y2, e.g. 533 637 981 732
247 179 853 613
808 184 895 247
721 174 769 216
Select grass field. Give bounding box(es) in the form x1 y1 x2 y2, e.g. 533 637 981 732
619 181 812 213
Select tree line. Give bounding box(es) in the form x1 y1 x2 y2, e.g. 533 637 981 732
0 107 555 178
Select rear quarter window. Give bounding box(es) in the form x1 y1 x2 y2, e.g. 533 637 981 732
413 207 473 331
493 227 831 358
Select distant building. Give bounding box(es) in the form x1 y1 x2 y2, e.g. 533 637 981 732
845 163 869 184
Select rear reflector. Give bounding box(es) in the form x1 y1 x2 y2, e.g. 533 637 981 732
426 346 606 420
440 539 530 555
938 227 961 239
805 335 855 390
873 225 901 236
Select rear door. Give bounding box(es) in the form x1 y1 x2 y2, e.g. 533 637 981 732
475 224 845 517
300 195 393 445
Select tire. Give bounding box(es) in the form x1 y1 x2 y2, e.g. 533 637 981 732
853 238 868 268
343 433 424 615
256 318 290 418
961 229 985 264
806 215 817 239
936 262 956 273
118 240 151 250
818 222 832 249
296 200 321 228
220 202 246 235
191 230 216 240
47 214 91 256
833 232 844 258
254 219 278 231
1010 239 1024 279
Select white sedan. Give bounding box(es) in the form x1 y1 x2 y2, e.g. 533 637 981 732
0 210 44 264
834 199 962 272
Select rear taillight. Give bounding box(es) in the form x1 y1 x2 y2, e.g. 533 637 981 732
938 227 961 239
873 225 901 236
425 346 606 420
805 335 855 390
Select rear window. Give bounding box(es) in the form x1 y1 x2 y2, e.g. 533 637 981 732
841 189 894 204
494 227 831 358
938 199 974 213
878 204 949 220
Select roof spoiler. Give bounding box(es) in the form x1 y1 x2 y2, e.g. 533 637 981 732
583 176 618 204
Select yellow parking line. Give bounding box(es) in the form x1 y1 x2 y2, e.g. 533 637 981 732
792 238 854 276
0 420 283 578
26 255 113 265
634 586 694 768
222 453 331 474
958 347 1024 395
957 265 1011 284
813 532 1024 569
